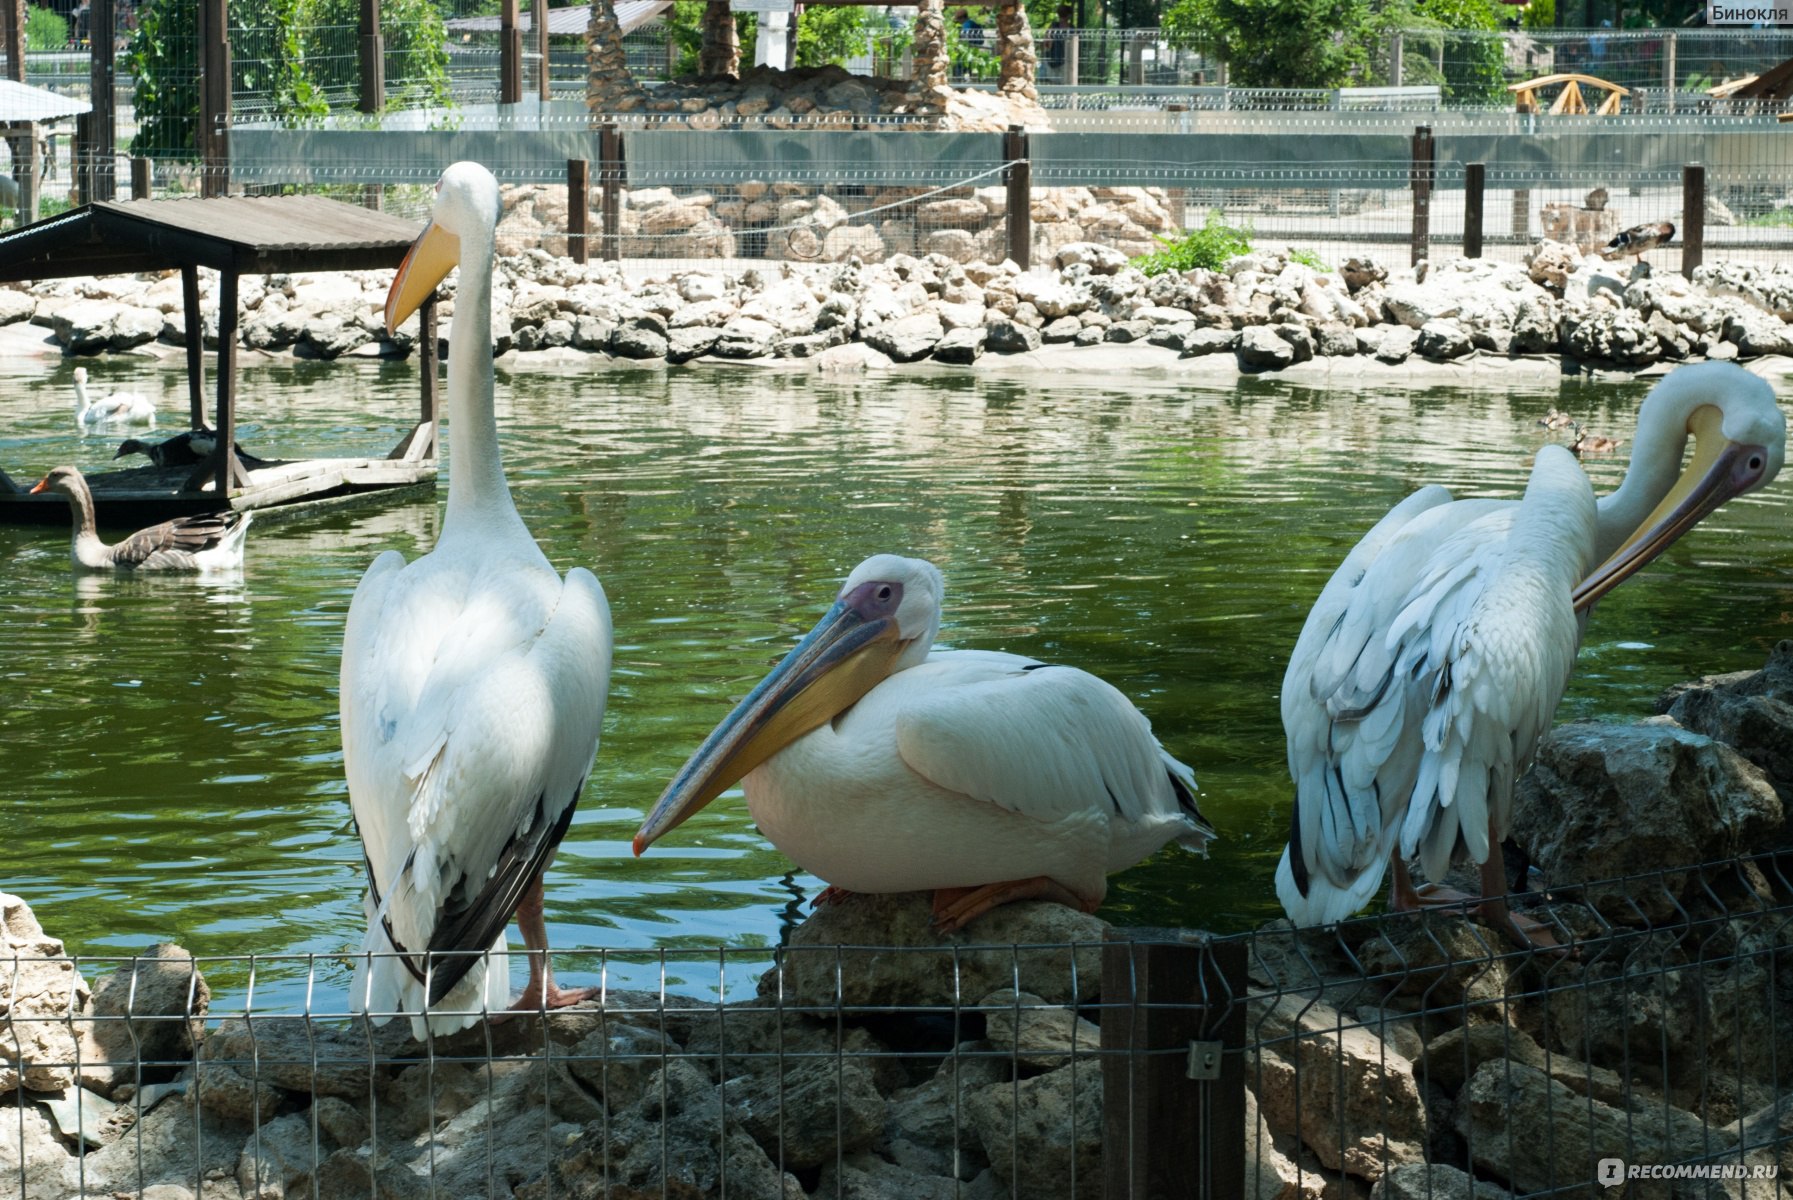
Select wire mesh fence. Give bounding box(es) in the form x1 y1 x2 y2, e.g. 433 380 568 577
7 852 1793 1198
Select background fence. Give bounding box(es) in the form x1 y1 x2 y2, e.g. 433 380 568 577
7 851 1793 1198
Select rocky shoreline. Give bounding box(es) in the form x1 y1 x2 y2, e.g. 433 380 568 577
6 643 1793 1200
8 235 1793 382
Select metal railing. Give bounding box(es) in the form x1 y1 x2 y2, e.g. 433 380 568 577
7 851 1792 1198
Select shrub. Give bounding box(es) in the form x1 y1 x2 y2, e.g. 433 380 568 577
1132 211 1253 275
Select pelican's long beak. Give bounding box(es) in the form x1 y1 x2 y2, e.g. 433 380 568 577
633 599 908 855
384 221 459 335
1573 405 1775 612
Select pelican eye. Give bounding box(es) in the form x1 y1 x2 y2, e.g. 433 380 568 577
877 585 892 601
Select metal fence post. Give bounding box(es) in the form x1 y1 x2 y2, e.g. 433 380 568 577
1681 163 1704 277
1464 161 1484 259
1664 32 1677 114
1004 125 1030 271
1101 929 1247 1200
599 123 623 263
1409 124 1434 268
568 158 590 265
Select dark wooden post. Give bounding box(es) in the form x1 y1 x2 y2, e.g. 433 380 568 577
198 0 230 197
181 265 205 429
358 0 384 113
1681 163 1704 277
72 112 91 207
1463 162 1484 260
130 156 151 200
212 270 247 494
1101 930 1248 1200
533 0 550 100
89 0 116 201
1409 124 1434 268
500 0 523 105
568 158 590 264
599 123 622 263
2 0 25 225
1003 125 1030 271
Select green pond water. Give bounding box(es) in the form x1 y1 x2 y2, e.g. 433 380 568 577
2 356 1789 1004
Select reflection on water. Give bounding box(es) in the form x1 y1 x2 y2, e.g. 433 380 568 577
1 357 1789 1003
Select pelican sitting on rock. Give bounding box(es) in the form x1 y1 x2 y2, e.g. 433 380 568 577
340 162 612 1037
634 554 1214 932
73 367 155 427
1277 362 1783 948
30 464 250 572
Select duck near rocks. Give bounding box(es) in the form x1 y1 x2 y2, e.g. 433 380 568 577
72 367 155 427
634 553 1214 933
30 465 251 572
340 161 613 1038
1600 221 1676 265
115 430 270 471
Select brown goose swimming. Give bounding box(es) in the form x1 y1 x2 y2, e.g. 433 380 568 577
30 465 252 572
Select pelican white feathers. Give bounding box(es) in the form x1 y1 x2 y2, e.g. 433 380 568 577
340 162 612 1036
634 554 1213 931
1277 362 1784 946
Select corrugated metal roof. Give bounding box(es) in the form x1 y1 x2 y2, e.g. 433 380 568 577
445 1 671 37
0 79 91 123
0 194 423 283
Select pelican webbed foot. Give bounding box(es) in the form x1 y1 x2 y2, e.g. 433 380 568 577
930 877 1097 934
811 885 858 909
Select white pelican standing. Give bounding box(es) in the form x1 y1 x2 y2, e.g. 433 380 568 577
73 367 155 427
1277 362 1783 947
340 162 612 1036
633 554 1214 932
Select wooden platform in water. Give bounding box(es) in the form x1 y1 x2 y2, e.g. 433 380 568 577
0 455 437 527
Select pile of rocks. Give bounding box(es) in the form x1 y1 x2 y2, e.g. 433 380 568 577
588 62 1046 133
494 181 1181 264
7 647 1793 1199
13 236 1793 377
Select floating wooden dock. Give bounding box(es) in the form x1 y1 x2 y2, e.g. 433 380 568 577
0 193 443 526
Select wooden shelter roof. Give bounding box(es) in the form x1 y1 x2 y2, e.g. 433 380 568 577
0 195 422 284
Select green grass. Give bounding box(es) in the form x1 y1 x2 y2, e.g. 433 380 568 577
1132 210 1254 276
1288 247 1328 270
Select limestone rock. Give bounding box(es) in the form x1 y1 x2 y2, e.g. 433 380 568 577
978 989 1099 1070
1456 1060 1709 1195
87 943 209 1074
1341 257 1388 293
1374 325 1419 364
965 1061 1101 1200
985 317 1042 354
1662 641 1793 802
1251 993 1428 1181
760 892 1103 1009
1510 721 1782 921
711 316 781 359
932 325 986 364
863 311 944 362
732 1057 884 1169
1415 318 1473 360
812 1153 962 1200
1237 324 1294 370
1372 1162 1511 1200
2 892 89 1093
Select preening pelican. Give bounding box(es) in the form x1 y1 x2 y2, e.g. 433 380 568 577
340 161 612 1036
634 554 1214 932
1277 362 1783 947
73 367 155 427
30 464 250 571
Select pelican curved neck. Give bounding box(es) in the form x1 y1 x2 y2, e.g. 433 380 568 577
1594 385 1713 560
440 227 520 537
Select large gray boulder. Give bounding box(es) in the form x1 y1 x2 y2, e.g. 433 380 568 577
1510 720 1782 921
964 1061 1101 1200
760 892 1104 1009
2 892 89 1093
87 943 209 1074
1660 640 1793 803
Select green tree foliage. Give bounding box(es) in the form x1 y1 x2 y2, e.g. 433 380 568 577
795 5 875 67
1163 0 1371 87
1382 0 1507 104
25 4 67 51
127 0 450 162
1521 0 1554 28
